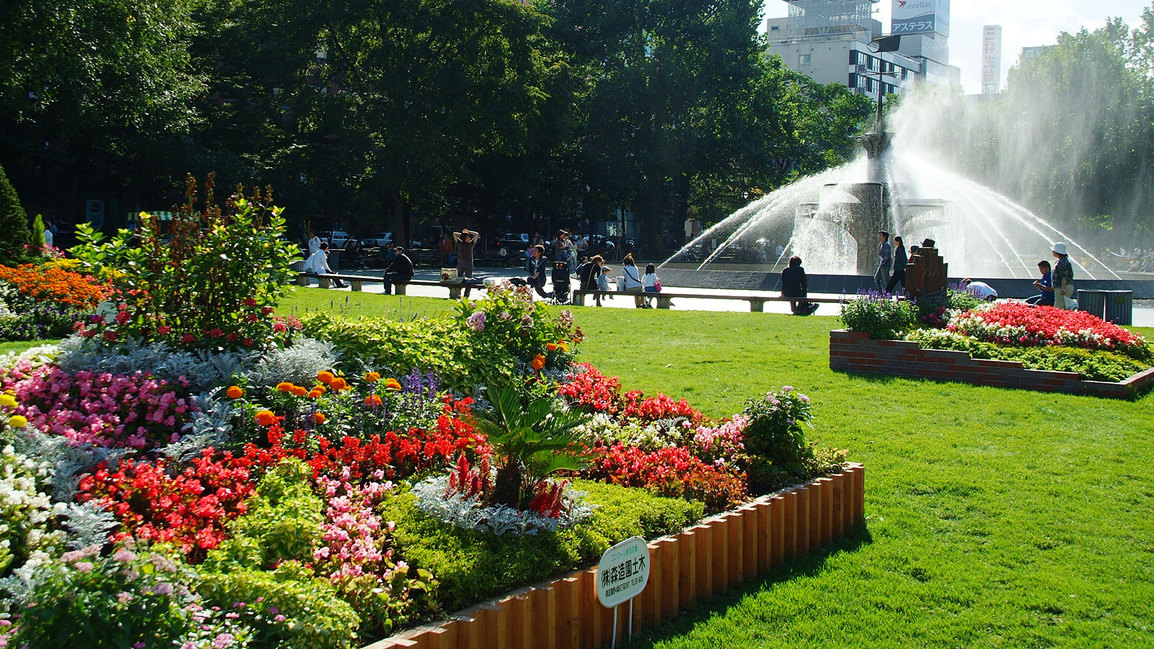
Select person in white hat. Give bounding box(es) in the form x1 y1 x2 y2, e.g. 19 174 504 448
1051 242 1075 309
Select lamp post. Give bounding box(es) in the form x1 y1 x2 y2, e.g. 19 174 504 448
866 35 901 132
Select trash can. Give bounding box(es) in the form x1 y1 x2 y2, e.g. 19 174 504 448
329 250 341 271
1076 289 1106 319
1103 290 1133 326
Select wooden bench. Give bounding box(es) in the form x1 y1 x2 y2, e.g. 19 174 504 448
572 287 843 311
296 273 482 299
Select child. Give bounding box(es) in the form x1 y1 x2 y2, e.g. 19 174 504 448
1026 260 1054 306
597 266 611 304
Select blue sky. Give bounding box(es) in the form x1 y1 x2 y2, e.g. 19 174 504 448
762 1 1148 94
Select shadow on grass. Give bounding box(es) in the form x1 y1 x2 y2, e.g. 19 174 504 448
622 522 875 648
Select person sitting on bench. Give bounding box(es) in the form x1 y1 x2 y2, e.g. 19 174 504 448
304 242 346 288
382 247 414 295
781 255 817 315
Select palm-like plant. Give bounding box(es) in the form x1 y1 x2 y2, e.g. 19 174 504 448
471 383 590 509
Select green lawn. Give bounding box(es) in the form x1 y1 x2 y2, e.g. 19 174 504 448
9 290 1154 647
280 292 1154 648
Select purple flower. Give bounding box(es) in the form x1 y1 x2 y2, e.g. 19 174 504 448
466 311 487 332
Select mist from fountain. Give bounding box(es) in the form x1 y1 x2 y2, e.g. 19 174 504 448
663 88 1121 280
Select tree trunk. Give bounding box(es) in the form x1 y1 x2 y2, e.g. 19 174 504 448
492 461 523 509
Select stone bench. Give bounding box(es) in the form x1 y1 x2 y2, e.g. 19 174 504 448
296 273 482 299
572 288 842 311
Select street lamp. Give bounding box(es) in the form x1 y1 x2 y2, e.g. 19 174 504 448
866 35 901 132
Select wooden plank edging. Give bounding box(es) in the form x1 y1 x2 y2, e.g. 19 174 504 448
371 464 865 649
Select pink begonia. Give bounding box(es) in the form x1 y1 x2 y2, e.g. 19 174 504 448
1 366 196 449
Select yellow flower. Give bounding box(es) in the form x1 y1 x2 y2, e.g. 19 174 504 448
9 415 29 429
0 394 16 409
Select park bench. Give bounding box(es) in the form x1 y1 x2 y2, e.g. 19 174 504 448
573 288 842 311
296 273 482 299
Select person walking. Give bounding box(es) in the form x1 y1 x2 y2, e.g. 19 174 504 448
1051 242 1075 309
874 230 892 293
621 254 646 308
304 242 347 288
382 247 414 295
885 235 907 294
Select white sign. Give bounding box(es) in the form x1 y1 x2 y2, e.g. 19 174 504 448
892 0 949 37
596 536 650 608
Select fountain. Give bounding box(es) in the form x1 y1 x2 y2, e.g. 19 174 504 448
664 90 1122 283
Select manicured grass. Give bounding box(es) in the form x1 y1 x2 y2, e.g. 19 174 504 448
567 307 1154 648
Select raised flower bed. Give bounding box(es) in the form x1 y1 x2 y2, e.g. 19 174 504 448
364 464 865 649
834 295 1154 398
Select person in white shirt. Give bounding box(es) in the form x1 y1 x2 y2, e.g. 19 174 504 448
620 254 646 308
961 278 997 301
304 242 346 288
308 234 322 256
641 263 660 308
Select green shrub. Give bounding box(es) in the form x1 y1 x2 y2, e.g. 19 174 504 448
840 294 915 339
299 311 476 390
198 561 361 649
382 479 702 612
68 174 299 351
204 459 324 571
0 164 31 265
741 388 833 493
905 328 1150 382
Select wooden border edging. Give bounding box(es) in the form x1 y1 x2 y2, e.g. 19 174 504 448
365 464 865 649
829 329 1154 399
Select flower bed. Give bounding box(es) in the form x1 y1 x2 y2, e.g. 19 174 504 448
0 184 852 649
837 293 1153 392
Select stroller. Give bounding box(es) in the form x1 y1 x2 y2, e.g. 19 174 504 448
551 261 571 305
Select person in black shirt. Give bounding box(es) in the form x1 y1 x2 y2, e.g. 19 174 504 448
382 247 414 294
781 256 817 315
525 244 551 299
885 235 907 294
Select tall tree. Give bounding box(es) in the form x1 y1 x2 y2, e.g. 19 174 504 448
0 0 204 220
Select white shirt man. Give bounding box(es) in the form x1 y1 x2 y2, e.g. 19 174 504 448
308 235 322 256
304 243 346 288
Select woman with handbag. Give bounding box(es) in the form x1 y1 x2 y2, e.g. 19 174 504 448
1051 242 1075 309
621 254 646 308
642 263 661 308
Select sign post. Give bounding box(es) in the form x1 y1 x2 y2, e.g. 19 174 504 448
596 536 651 648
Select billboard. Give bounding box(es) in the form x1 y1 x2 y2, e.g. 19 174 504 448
892 0 949 37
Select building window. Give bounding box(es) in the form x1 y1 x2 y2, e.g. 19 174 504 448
799 54 811 65
849 73 857 88
849 50 858 64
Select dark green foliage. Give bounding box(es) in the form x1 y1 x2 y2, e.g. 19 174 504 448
0 303 85 341
382 480 702 612
0 164 30 264
740 388 843 493
840 295 916 339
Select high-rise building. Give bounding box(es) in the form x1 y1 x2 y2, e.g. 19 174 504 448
764 0 959 102
981 25 1003 94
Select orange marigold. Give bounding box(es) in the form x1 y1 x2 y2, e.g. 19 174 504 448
383 378 402 391
546 343 558 352
531 354 546 371
364 394 383 407
364 371 381 383
255 410 277 426
0 264 108 309
314 412 326 425
317 371 335 385
329 377 348 391
276 382 294 393
225 386 244 399
290 386 308 397
308 389 324 399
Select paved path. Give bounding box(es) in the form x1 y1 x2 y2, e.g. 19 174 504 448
321 267 1154 327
